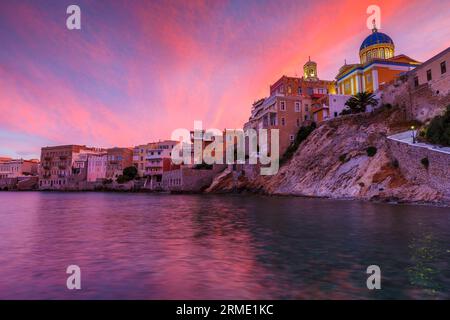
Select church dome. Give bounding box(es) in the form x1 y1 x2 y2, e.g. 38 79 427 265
359 25 395 64
360 31 394 51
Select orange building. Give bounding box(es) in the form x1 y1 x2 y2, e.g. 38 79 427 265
244 58 335 155
106 147 133 179
336 23 420 95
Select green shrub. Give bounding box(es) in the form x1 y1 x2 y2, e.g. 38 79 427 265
116 175 130 184
123 166 138 179
366 146 377 157
421 157 429 169
193 163 213 170
392 159 399 168
281 123 316 164
339 154 348 163
425 105 450 146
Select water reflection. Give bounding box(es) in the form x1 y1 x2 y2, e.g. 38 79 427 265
0 192 449 299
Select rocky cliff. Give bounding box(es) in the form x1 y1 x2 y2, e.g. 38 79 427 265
206 107 450 205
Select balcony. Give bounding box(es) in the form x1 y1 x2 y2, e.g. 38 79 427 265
145 168 163 176
44 156 52 161
59 155 67 160
58 165 66 170
146 154 164 160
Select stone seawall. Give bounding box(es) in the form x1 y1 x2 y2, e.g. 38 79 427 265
387 138 450 200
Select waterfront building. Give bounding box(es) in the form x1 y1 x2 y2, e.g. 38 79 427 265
87 153 108 182
133 143 157 177
72 149 108 183
106 147 133 179
144 140 179 190
336 22 420 95
0 158 39 179
39 145 96 189
244 58 335 154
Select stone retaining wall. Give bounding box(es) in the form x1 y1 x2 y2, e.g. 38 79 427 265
387 138 450 197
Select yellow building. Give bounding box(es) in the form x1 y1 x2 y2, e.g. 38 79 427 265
336 23 421 94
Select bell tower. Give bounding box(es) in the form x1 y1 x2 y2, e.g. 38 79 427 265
303 57 318 81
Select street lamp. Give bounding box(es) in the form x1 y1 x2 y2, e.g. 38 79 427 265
411 125 416 144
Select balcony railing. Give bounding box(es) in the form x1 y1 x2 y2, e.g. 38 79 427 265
44 157 52 161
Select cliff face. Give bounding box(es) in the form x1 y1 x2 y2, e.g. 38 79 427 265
207 108 449 205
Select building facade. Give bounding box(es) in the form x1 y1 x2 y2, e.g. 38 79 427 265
39 145 94 189
244 59 336 155
106 147 133 179
0 159 39 179
143 140 179 190
313 94 352 123
133 143 156 177
380 47 450 122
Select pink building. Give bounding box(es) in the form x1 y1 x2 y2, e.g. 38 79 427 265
0 158 39 179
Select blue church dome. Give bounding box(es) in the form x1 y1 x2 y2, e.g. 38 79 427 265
360 31 394 51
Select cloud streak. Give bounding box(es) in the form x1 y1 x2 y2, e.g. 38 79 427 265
0 0 449 158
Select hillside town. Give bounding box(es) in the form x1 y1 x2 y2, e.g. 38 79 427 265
1 26 449 199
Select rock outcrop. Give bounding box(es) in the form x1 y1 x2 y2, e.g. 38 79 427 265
207 108 449 205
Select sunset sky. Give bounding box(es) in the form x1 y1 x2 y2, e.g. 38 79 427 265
0 0 449 158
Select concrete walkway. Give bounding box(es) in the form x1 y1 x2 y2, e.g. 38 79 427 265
388 130 450 155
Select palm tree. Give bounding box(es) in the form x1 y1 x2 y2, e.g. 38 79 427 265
343 91 378 114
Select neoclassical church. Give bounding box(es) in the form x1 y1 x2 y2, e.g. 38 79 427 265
336 22 421 94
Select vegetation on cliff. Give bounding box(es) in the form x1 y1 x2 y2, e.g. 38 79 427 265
281 122 316 164
341 91 378 115
425 105 450 146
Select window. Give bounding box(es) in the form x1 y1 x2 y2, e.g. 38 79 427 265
298 87 302 95
414 76 419 87
334 112 338 118
296 118 300 127
281 117 285 126
287 85 292 94
427 69 432 81
279 101 286 111
441 61 447 74
289 135 295 141
366 74 372 83
295 101 300 112
304 115 308 120
305 105 309 112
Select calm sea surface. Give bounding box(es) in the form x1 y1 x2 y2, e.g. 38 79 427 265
0 192 449 299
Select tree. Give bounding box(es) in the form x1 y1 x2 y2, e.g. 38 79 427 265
342 91 378 114
123 166 138 179
425 105 450 146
